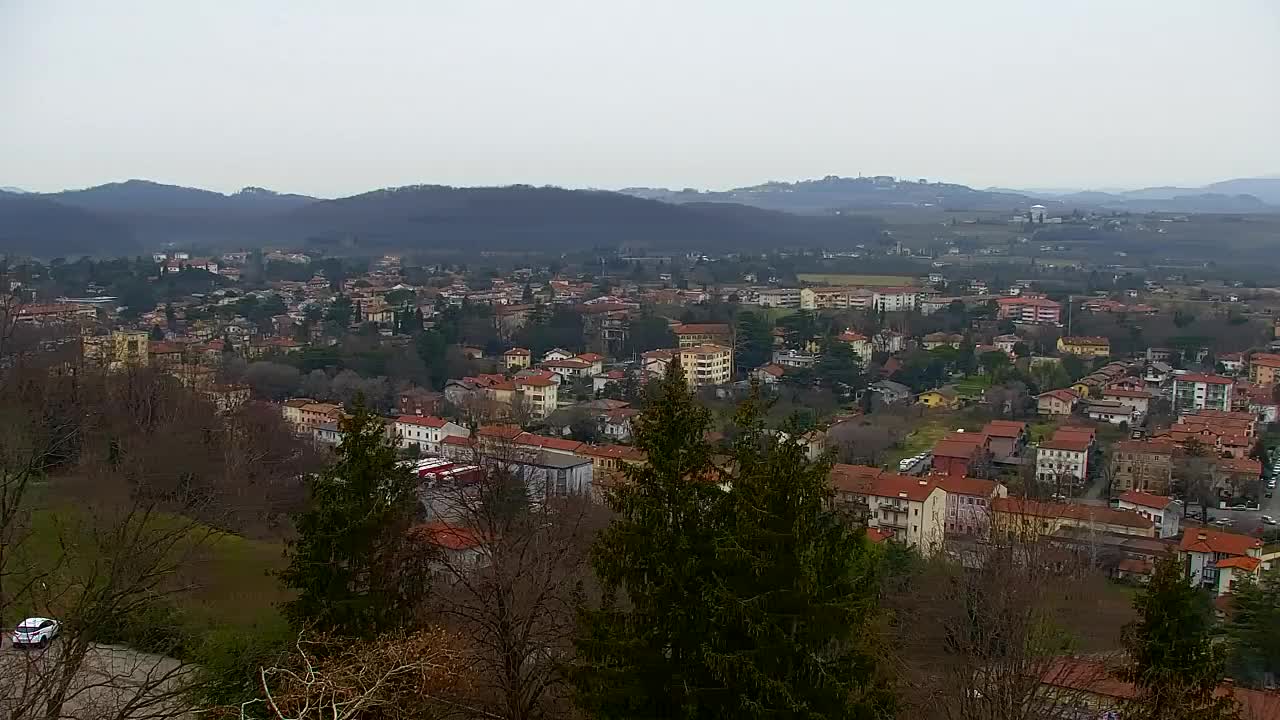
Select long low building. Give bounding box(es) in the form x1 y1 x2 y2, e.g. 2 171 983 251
991 497 1155 538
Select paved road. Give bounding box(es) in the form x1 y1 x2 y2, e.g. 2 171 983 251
0 640 193 719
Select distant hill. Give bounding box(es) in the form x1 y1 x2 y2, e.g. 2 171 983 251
0 186 26 194
0 191 135 257
281 184 883 252
621 176 1032 214
0 182 884 257
1204 178 1280 205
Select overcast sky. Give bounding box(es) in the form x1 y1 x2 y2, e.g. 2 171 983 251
2 0 1277 198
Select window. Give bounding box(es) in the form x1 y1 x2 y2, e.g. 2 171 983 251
914 508 919 516
912 525 918 533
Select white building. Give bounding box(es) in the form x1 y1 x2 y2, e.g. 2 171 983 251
937 476 1007 537
1172 373 1234 413
516 374 560 419
834 471 948 556
1035 437 1091 488
1180 528 1266 596
757 288 802 308
394 415 471 455
872 288 920 313
1114 490 1180 539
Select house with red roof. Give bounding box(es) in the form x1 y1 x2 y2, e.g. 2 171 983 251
1037 388 1079 416
751 363 787 385
1180 527 1267 596
1113 490 1180 538
981 420 1029 459
936 476 1008 537
930 432 991 478
991 498 1155 538
1172 373 1234 413
394 415 470 455
828 467 947 556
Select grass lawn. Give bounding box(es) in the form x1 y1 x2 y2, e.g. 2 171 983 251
13 505 289 635
881 417 955 470
797 273 920 287
1029 419 1061 442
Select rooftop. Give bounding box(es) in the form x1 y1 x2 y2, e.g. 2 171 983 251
1180 527 1262 557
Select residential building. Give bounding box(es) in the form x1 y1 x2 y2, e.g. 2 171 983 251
996 296 1062 325
981 420 1028 460
1172 373 1234 413
917 387 961 409
679 344 733 388
592 369 627 394
503 347 531 370
282 398 312 429
82 330 149 370
921 332 963 350
868 379 913 405
872 287 920 312
1100 387 1152 419
395 415 471 455
757 287 802 308
1036 388 1079 416
936 476 1007 537
991 498 1155 539
837 330 873 363
1248 352 1280 386
1181 528 1266 596
772 349 817 369
1108 440 1176 495
542 348 575 362
510 450 594 499
931 432 990 477
993 333 1021 356
542 358 594 379
673 323 732 348
1113 490 1180 539
1057 336 1111 358
829 468 947 556
299 402 343 429
1084 399 1135 425
515 373 559 419
1035 434 1091 490
751 364 786 385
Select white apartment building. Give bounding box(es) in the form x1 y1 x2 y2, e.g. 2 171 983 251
516 374 560 419
1114 490 1180 539
679 343 733 388
1172 373 1234 413
859 474 948 556
1035 437 1090 487
757 288 802 308
394 415 471 455
872 288 920 312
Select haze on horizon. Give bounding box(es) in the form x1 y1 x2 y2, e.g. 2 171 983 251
2 0 1277 199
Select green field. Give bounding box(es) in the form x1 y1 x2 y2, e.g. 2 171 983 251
797 273 920 287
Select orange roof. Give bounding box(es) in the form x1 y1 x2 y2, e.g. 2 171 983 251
1250 353 1280 368
998 296 1060 308
1038 388 1079 404
1102 387 1152 399
936 476 1000 497
516 375 556 387
982 420 1026 438
932 439 983 460
1215 556 1262 572
575 353 605 362
1116 490 1173 509
866 527 894 544
838 330 868 342
992 498 1153 530
477 425 524 440
866 474 940 503
442 435 474 447
1215 457 1262 475
396 415 449 428
1180 528 1262 556
1042 658 1280 718
829 464 883 494
416 523 486 551
1061 336 1109 345
543 359 591 369
504 347 531 356
579 444 647 462
1175 373 1233 385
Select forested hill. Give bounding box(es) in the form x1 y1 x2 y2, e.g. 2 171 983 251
0 182 885 258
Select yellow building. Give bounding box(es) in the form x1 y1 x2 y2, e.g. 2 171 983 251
991 498 1154 538
503 347 532 370
1057 336 1110 358
679 344 732 388
82 330 149 371
917 387 960 409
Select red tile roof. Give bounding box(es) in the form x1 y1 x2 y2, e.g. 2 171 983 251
576 352 605 362
516 375 556 387
1250 353 1280 368
982 420 1026 438
1175 373 1233 385
1180 528 1262 556
504 347 531 356
417 523 486 551
992 498 1153 530
866 474 940 503
396 415 449 428
936 476 1001 497
866 527 894 544
1041 658 1280 718
932 439 982 460
828 464 883 494
674 323 731 335
1038 436 1090 453
1116 490 1173 510
1215 556 1261 572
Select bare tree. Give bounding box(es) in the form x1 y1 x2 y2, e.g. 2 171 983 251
228 629 472 720
888 515 1124 720
423 440 605 720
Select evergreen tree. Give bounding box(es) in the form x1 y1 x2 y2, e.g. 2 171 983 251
1226 569 1280 688
279 398 432 637
573 360 723 720
1119 553 1238 720
735 310 774 372
813 339 865 397
703 393 895 719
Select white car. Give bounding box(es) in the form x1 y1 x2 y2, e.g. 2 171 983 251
1263 515 1277 526
11 617 60 649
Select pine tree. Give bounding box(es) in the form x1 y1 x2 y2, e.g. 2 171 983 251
1119 553 1239 720
701 392 894 719
1226 568 1280 688
279 398 431 637
572 360 723 720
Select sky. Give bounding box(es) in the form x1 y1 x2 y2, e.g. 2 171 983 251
2 0 1278 198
